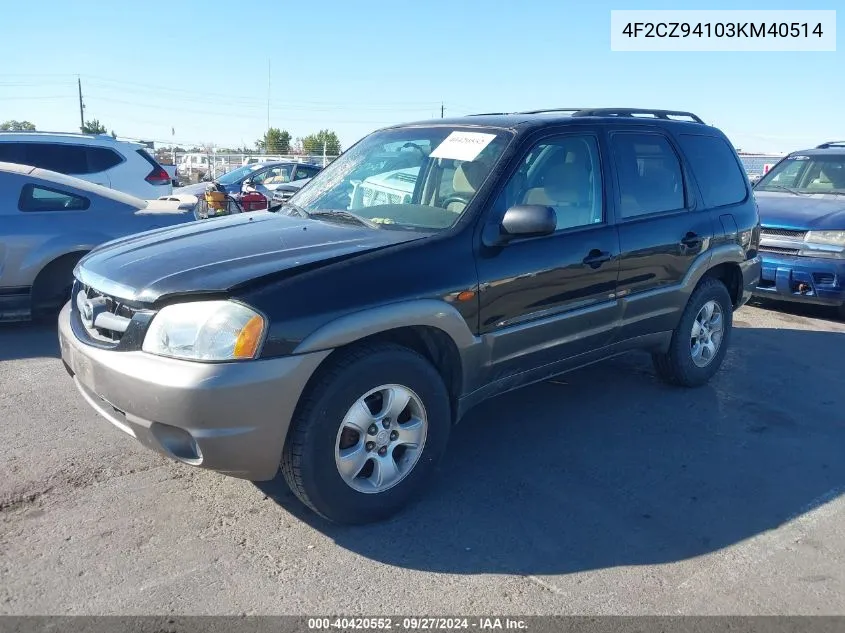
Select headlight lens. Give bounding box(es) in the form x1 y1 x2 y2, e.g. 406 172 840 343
142 300 266 361
804 230 845 246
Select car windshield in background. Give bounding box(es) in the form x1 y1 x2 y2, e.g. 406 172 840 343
755 155 845 194
287 127 512 231
216 163 262 186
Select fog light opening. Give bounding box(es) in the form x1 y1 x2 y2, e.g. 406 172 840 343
150 422 203 465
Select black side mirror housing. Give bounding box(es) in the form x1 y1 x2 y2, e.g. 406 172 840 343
484 204 557 246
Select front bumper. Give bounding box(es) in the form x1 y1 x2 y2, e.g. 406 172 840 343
58 302 330 481
752 251 845 307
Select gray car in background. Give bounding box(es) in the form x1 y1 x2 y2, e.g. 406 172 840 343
0 162 198 321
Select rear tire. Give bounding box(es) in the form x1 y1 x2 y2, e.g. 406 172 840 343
652 277 733 387
281 342 451 525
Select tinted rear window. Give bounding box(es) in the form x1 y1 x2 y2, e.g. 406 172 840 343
678 134 747 208
0 142 23 163
21 143 89 174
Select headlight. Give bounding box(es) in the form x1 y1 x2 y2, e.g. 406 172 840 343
804 231 845 246
142 300 266 361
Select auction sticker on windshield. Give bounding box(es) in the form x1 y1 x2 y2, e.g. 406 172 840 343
430 131 497 162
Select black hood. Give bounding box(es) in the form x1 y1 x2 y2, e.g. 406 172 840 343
75 212 423 304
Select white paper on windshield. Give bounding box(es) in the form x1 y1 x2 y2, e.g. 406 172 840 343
430 131 497 162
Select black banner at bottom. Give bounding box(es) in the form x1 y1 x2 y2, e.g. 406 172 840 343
0 617 844 633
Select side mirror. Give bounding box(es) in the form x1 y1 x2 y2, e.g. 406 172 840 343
484 205 556 246
243 178 254 187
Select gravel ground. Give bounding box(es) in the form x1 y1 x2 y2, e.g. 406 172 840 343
1 299 844 615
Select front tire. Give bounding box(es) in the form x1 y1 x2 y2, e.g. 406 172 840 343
281 342 451 525
652 277 733 387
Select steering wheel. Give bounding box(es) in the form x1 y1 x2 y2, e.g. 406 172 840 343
401 142 427 155
441 193 472 211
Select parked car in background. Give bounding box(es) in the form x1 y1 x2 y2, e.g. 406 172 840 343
0 131 173 199
0 162 197 322
59 108 760 525
752 141 845 317
174 160 321 199
269 178 311 209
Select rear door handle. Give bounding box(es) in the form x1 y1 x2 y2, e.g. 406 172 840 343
681 232 703 248
583 249 612 269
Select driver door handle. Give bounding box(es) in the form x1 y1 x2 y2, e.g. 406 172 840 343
681 232 703 248
583 249 612 269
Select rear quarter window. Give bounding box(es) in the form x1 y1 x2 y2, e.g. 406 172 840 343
18 183 91 211
677 134 748 208
87 147 123 172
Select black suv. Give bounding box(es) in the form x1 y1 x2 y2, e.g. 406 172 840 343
59 108 761 524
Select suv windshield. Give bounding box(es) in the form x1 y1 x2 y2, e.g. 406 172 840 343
287 126 512 231
216 163 262 186
755 154 845 194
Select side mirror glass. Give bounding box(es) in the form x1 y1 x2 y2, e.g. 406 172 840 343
485 204 556 246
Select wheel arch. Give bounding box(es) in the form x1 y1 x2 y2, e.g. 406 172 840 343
292 300 479 422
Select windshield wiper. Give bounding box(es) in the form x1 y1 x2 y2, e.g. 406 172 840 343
307 209 380 229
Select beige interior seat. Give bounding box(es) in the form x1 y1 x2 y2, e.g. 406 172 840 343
446 161 490 212
521 148 597 228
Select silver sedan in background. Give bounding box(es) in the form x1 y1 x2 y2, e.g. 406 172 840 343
0 162 198 322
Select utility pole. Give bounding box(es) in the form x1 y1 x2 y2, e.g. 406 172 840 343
77 76 85 133
441 102 444 118
266 58 271 149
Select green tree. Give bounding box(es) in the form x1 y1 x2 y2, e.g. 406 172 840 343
0 120 36 131
299 129 341 155
255 128 291 154
81 119 107 134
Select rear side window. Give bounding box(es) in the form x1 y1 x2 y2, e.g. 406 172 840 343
87 147 123 172
0 142 23 163
18 184 90 212
610 132 686 218
677 134 747 208
21 143 89 174
294 165 320 180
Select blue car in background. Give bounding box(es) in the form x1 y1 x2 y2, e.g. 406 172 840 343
752 141 845 317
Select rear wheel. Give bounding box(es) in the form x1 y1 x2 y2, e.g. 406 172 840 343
281 342 451 525
652 277 733 387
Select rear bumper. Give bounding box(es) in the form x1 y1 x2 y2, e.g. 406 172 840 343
58 301 330 481
752 251 845 307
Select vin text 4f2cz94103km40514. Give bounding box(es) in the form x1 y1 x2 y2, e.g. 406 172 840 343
58 108 761 524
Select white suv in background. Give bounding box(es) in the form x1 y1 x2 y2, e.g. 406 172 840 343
0 132 173 199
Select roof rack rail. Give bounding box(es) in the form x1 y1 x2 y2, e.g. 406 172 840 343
815 140 845 149
570 108 705 123
516 107 593 115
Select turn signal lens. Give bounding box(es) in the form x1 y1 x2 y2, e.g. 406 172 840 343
234 315 266 359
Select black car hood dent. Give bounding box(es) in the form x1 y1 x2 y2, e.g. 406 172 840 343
754 191 845 230
76 212 423 304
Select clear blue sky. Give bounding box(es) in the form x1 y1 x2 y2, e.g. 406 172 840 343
0 0 841 154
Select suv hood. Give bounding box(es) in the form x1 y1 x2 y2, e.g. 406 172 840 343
755 190 845 230
75 212 424 304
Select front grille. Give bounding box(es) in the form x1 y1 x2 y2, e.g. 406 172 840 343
759 245 800 255
74 282 138 344
761 227 807 239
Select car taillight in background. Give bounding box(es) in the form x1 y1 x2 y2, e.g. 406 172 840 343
137 149 171 186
